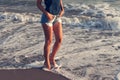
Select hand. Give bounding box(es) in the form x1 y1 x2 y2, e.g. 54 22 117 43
46 12 54 21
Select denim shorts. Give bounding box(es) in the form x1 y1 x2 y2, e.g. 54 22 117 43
40 14 62 27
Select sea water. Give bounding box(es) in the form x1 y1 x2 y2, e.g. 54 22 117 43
63 0 120 10
0 0 120 10
0 0 120 30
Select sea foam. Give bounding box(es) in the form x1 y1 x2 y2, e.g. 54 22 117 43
0 3 120 30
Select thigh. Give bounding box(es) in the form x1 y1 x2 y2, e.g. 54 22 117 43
42 24 53 41
53 22 63 40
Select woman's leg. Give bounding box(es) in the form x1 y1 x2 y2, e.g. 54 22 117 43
42 24 53 69
50 22 63 66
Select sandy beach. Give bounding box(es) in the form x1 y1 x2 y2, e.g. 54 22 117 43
0 19 120 80
0 1 120 80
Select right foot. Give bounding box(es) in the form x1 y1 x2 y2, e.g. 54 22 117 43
43 62 51 71
41 65 51 71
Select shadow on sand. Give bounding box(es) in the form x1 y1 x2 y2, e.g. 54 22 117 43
0 68 69 80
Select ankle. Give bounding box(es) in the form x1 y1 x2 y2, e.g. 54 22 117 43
44 62 51 69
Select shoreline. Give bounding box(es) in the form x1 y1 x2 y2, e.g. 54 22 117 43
0 2 120 80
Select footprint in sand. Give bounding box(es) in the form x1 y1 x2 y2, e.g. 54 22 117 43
116 60 120 65
98 54 111 58
115 72 120 80
113 56 119 59
89 74 101 80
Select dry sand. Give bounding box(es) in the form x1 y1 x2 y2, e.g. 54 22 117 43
0 2 120 80
0 21 120 80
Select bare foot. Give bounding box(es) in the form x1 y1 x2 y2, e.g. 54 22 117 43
50 58 56 66
43 62 51 70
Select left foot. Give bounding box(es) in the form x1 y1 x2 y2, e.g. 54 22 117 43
49 58 56 67
50 59 61 69
49 56 61 69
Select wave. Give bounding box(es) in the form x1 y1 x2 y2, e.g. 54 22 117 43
0 12 40 23
0 3 120 30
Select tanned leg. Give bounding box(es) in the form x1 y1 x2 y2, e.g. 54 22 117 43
50 22 63 66
42 24 53 70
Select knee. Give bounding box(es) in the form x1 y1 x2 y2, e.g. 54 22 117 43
56 38 62 44
45 39 52 45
